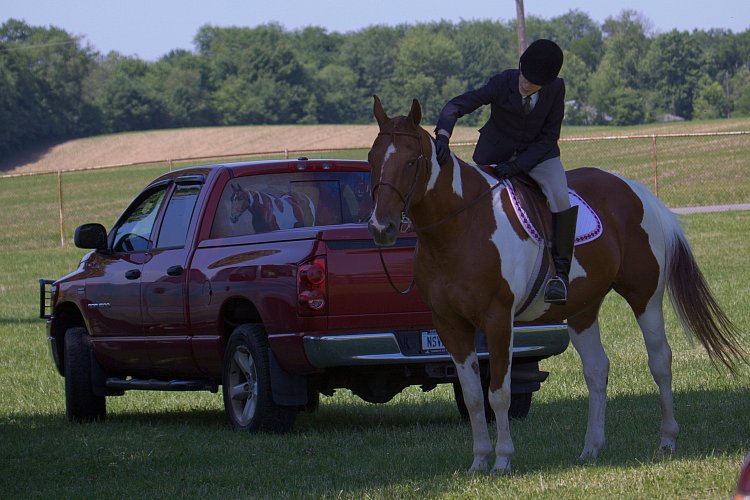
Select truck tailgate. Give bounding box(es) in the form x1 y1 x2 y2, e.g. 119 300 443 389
321 226 431 331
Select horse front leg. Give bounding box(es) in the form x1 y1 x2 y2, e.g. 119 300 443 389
484 315 515 473
452 350 493 472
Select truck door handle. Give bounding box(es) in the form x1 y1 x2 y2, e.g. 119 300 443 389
125 269 141 280
167 265 183 276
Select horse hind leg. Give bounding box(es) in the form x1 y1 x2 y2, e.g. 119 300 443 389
568 314 610 461
635 299 679 452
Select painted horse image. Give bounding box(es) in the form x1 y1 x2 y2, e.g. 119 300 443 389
367 96 745 473
229 184 316 232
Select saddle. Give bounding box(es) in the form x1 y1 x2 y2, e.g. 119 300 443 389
483 170 603 315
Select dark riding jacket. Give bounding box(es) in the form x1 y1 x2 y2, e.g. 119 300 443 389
435 69 565 172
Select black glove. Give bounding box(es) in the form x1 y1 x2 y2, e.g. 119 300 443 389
434 134 450 164
493 161 522 180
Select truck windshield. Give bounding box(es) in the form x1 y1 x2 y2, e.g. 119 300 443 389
211 171 372 238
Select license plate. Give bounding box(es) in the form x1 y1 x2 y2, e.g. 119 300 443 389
421 329 447 353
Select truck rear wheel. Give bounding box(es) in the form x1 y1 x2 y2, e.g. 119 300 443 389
64 327 106 422
222 324 297 433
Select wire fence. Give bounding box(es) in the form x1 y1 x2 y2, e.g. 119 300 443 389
1 131 748 250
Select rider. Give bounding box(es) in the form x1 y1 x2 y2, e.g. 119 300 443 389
433 39 576 305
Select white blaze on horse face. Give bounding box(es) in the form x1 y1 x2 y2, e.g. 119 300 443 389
369 142 398 232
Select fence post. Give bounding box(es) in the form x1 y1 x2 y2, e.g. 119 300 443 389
57 170 65 247
651 134 659 199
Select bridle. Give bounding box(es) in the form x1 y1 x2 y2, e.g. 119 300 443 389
371 128 504 294
372 130 428 224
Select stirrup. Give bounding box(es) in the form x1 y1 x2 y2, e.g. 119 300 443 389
544 276 568 305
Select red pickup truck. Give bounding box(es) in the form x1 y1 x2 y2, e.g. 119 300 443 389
39 158 568 432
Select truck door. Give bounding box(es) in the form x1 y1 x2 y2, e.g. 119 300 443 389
140 180 203 376
86 185 168 372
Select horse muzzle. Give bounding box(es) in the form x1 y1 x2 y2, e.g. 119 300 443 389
368 217 399 246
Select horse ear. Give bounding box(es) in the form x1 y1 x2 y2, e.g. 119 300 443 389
373 95 389 127
408 99 422 126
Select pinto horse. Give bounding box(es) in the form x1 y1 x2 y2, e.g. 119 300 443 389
229 184 316 232
367 96 745 473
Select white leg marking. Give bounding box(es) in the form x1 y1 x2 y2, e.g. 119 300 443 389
453 352 492 472
487 358 514 473
638 301 679 452
569 320 609 461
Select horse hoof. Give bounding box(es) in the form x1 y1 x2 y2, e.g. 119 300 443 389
467 458 490 473
659 440 676 453
492 460 512 475
578 449 600 463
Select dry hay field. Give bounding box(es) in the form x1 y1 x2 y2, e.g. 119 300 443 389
3 117 749 176
0 124 482 176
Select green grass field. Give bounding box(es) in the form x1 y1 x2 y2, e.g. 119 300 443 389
0 122 749 498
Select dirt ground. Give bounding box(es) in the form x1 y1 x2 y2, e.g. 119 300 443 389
0 124 481 175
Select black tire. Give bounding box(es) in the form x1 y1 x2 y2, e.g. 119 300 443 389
64 327 106 422
453 380 533 422
222 324 297 433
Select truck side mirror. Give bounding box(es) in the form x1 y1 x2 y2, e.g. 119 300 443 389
74 223 108 250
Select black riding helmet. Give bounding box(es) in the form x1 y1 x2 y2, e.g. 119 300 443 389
519 39 564 86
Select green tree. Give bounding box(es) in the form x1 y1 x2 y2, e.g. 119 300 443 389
389 25 464 121
337 25 405 115
147 50 216 127
545 9 604 71
0 19 96 152
196 24 310 124
642 30 702 119
93 54 168 132
589 10 652 123
729 67 750 116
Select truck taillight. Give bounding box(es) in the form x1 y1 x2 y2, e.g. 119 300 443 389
298 257 327 314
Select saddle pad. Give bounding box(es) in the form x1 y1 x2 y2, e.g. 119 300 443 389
503 180 602 246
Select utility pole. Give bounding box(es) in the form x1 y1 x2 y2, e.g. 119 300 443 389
515 0 527 57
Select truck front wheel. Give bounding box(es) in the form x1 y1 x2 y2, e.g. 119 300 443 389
222 324 297 433
64 327 106 422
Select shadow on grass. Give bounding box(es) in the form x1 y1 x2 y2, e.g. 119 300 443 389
5 387 747 466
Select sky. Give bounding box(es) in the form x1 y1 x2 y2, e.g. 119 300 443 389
2 0 748 61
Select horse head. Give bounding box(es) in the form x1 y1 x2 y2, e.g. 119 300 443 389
367 95 433 246
229 183 252 223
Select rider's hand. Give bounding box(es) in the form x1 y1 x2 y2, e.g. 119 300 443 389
493 161 522 180
434 134 451 164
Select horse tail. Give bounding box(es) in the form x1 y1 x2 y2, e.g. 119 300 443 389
624 176 746 372
666 230 746 371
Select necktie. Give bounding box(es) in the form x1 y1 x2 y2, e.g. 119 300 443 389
522 95 532 115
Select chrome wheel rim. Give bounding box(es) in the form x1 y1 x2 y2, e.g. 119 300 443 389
228 345 258 426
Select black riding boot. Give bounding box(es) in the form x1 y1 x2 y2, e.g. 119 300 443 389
544 206 579 305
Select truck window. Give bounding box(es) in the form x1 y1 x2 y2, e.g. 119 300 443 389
210 172 372 238
112 187 167 252
156 184 201 248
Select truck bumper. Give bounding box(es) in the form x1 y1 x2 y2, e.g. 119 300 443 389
303 323 569 368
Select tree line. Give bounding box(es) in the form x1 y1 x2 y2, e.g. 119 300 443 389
2 11 750 157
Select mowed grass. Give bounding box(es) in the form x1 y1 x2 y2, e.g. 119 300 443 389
0 124 749 498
